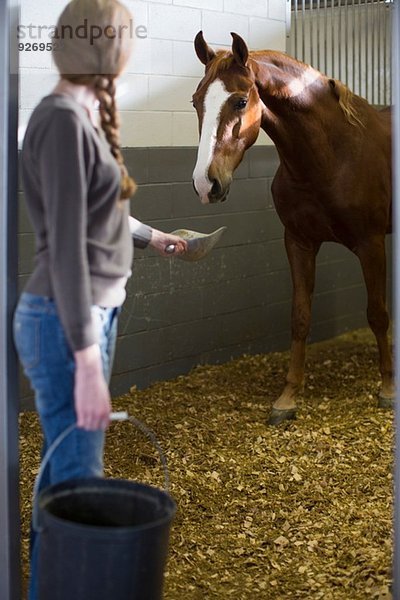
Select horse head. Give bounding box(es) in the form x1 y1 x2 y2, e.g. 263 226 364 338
192 31 262 204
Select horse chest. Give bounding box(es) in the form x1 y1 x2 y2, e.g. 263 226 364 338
271 178 361 246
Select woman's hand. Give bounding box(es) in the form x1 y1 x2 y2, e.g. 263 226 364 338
149 228 188 257
74 344 111 431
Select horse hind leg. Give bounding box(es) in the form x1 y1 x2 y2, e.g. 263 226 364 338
269 233 319 425
356 237 394 408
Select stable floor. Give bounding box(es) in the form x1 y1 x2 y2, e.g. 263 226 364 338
20 328 393 599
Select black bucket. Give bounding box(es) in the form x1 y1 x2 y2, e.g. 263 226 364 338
34 416 176 600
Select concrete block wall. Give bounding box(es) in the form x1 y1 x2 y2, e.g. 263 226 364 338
18 145 380 407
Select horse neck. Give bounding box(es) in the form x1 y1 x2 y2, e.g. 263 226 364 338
250 51 317 94
249 51 336 176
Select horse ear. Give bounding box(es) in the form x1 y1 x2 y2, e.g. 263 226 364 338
194 31 216 66
231 32 249 67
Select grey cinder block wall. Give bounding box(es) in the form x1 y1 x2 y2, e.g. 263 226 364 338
18 146 391 408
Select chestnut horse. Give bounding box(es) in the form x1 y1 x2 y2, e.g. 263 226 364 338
192 31 393 425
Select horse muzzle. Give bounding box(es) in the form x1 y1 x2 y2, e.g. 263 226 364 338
208 178 230 203
192 177 231 205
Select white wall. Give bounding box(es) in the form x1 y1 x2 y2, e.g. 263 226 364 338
18 0 288 147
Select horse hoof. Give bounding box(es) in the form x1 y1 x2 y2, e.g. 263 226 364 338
268 408 297 426
378 395 395 409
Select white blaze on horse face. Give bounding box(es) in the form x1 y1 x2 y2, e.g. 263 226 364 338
193 79 231 204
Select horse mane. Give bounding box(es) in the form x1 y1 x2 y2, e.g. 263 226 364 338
204 51 234 81
329 79 366 129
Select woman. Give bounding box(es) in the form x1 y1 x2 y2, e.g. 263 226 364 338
13 1 187 598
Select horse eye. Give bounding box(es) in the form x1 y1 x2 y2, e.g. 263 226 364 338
235 99 248 110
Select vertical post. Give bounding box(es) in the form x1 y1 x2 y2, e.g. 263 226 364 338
388 1 392 106
294 0 298 57
371 0 375 105
302 0 306 62
317 0 321 71
365 0 369 100
0 0 20 599
352 0 356 94
377 0 381 105
393 2 400 597
332 0 336 78
359 0 362 97
344 0 348 87
286 0 292 53
338 0 342 80
310 0 314 66
324 0 328 75
384 0 388 104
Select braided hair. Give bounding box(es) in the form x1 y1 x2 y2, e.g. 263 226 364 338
94 75 137 200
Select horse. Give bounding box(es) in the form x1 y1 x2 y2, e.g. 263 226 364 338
191 31 393 425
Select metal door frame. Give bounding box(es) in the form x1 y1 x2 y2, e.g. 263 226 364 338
0 1 20 599
393 1 400 598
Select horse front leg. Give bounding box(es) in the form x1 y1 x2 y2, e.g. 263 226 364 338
269 231 319 425
356 236 394 406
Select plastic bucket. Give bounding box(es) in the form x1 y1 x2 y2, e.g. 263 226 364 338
34 416 176 600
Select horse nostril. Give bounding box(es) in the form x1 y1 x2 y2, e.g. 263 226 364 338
211 179 222 197
192 180 199 196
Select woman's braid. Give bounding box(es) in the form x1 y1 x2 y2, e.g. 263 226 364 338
94 75 137 200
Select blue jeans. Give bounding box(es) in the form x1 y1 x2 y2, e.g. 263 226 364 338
13 292 120 600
